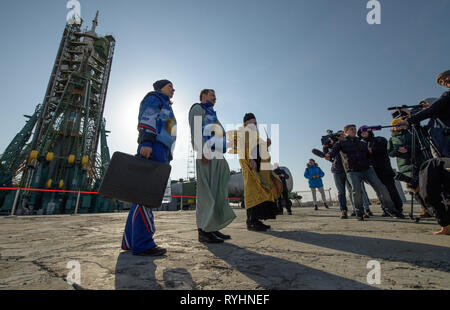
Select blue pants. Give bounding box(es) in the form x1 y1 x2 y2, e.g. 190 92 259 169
122 142 170 255
333 172 348 211
347 181 371 212
347 167 395 216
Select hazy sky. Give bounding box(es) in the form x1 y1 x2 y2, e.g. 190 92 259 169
0 0 448 198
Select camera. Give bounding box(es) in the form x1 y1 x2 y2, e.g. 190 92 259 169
388 104 423 120
391 109 410 120
321 130 340 147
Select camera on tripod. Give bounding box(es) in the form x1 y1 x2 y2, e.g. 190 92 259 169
389 104 423 120
321 130 340 147
391 109 410 120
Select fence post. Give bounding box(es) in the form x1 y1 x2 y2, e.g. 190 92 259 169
10 188 21 216
74 191 81 215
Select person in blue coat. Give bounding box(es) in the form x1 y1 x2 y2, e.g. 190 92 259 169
304 159 329 210
121 79 177 256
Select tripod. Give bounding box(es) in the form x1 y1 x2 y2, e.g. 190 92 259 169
408 124 441 222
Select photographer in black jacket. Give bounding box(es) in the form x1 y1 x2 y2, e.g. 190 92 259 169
398 70 450 157
323 130 351 219
358 127 404 216
325 125 402 220
396 70 450 235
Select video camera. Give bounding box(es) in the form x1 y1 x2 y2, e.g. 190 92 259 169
321 130 340 147
388 104 423 120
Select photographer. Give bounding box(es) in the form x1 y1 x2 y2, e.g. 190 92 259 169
411 158 450 235
325 125 402 220
322 130 371 218
323 130 351 219
358 126 404 217
388 118 431 218
398 70 450 157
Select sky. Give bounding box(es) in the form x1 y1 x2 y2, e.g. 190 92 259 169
0 0 449 198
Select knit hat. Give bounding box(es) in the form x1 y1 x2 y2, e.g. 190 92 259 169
243 113 256 123
153 79 172 92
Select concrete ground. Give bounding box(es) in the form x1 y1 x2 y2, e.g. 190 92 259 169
0 203 449 290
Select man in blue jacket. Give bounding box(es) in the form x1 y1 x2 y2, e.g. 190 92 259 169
121 79 177 256
304 159 329 210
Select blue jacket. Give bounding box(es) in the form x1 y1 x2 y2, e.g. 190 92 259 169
304 164 325 188
199 102 227 153
137 91 177 159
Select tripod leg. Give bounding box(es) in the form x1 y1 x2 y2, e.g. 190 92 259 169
409 192 414 220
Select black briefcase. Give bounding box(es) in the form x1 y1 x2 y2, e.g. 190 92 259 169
98 152 172 208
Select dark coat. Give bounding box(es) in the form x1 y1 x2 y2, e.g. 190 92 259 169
328 136 371 173
274 168 289 193
408 91 450 157
359 131 395 178
408 90 450 127
323 145 345 174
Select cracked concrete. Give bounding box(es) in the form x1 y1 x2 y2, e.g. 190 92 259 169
0 204 449 290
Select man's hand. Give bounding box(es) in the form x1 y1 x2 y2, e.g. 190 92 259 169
140 146 153 159
201 155 210 164
325 154 331 161
368 147 373 154
249 160 257 170
398 147 408 154
396 120 409 127
406 183 419 193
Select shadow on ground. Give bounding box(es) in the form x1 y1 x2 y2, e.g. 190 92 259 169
264 230 450 272
206 242 377 290
114 252 197 290
115 252 163 289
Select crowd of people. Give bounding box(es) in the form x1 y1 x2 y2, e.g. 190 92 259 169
120 69 449 257
321 70 450 235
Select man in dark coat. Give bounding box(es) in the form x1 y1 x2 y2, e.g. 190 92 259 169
413 158 450 235
323 130 351 219
398 70 450 157
358 127 404 216
325 124 402 220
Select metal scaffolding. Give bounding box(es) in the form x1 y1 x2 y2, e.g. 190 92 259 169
0 12 117 215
